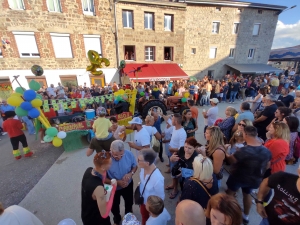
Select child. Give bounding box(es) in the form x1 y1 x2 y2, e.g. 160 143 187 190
2 111 33 160
145 195 170 225
229 131 245 155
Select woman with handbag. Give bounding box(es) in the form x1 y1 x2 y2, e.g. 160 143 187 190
180 155 218 210
136 149 164 225
200 126 226 188
168 137 200 199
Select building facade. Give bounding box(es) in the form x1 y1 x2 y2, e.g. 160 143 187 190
0 0 286 99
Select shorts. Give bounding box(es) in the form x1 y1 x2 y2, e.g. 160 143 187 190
226 175 259 194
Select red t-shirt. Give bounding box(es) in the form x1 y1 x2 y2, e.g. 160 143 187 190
72 93 81 99
264 139 289 174
3 118 24 138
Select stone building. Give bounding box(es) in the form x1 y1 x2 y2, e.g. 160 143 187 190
0 0 286 97
0 0 117 92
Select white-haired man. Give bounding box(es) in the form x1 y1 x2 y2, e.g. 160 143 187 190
106 140 137 225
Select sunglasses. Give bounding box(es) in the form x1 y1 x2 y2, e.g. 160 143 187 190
238 123 246 127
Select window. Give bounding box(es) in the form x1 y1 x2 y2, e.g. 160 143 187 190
209 47 217 58
258 10 263 14
50 33 73 58
233 23 240 34
164 15 173 31
208 70 214 79
252 23 261 36
59 76 78 87
191 48 196 54
164 47 173 61
82 0 94 15
26 77 47 87
13 32 40 58
212 22 220 34
229 48 235 58
8 0 24 10
145 46 154 61
124 46 135 60
248 48 255 59
47 0 62 12
122 10 133 28
144 12 154 30
83 35 101 57
216 7 221 11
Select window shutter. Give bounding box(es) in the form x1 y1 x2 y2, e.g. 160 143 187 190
210 48 216 58
253 24 260 35
83 36 101 57
47 0 55 11
51 35 73 58
122 11 127 27
131 11 134 29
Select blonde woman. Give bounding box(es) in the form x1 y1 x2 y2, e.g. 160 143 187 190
201 126 226 186
217 106 237 141
180 155 218 209
265 122 290 174
143 115 162 143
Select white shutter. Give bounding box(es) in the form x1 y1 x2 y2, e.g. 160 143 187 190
51 34 73 58
253 24 260 35
83 36 101 57
209 48 216 58
14 34 39 57
8 0 24 9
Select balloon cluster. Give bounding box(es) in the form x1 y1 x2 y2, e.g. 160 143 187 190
113 89 130 104
174 92 189 103
8 79 67 148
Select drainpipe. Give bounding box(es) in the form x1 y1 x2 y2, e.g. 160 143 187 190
113 0 121 84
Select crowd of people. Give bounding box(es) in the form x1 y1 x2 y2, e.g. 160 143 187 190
0 70 300 225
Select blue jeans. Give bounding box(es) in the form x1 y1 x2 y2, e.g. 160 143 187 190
222 92 227 101
22 116 35 134
206 91 211 105
259 218 269 225
229 91 237 102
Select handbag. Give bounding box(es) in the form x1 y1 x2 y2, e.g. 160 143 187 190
134 168 157 205
190 178 211 198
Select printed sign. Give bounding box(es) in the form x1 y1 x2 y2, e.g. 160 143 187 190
43 105 50 112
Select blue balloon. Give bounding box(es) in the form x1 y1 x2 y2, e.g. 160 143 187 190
23 90 37 101
20 101 33 111
28 108 40 118
114 100 119 104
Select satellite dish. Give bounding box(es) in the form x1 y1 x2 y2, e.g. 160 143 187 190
31 65 44 76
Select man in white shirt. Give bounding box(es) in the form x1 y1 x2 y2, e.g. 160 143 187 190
289 68 295 76
46 84 56 97
166 113 186 199
202 98 219 133
127 117 150 159
56 82 65 95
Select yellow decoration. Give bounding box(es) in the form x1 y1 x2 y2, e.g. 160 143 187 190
11 93 23 98
175 92 179 96
7 96 23 107
86 50 110 76
184 92 189 98
31 99 43 108
119 89 125 95
52 137 63 147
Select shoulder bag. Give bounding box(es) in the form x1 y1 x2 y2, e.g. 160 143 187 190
134 168 157 205
190 178 211 198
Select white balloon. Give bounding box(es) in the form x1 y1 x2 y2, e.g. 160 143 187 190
57 131 67 139
58 219 76 225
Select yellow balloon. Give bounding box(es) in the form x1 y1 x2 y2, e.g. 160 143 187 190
52 137 63 147
184 92 189 98
114 91 120 96
11 93 23 98
7 96 23 107
119 89 125 94
175 92 179 96
31 99 43 108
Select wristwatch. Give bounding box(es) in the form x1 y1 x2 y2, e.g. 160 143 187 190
255 199 264 205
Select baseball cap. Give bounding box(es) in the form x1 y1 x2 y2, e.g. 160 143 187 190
210 98 219 104
128 117 143 125
97 107 106 115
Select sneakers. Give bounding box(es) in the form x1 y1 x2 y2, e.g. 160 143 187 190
24 152 33 157
2 132 7 136
15 155 22 160
41 141 45 143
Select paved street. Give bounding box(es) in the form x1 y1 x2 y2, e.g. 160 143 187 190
1 101 299 225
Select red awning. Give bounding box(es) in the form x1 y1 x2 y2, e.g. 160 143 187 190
123 63 188 82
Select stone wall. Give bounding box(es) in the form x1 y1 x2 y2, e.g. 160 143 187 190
183 5 278 78
116 2 186 63
0 0 117 71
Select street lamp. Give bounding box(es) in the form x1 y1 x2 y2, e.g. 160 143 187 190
276 5 297 15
